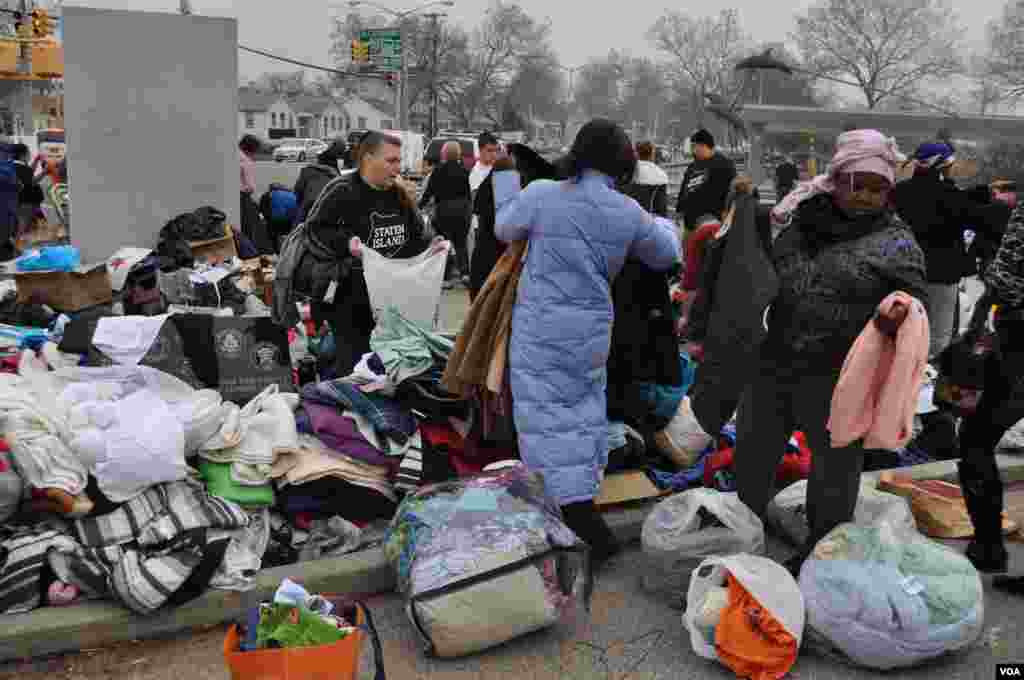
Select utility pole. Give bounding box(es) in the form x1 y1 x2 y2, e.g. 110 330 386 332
17 0 31 143
424 11 442 137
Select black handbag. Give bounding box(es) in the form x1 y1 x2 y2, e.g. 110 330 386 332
934 297 999 416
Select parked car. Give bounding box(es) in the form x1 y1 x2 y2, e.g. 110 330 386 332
273 138 328 163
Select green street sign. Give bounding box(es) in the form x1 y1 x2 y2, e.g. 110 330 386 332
359 29 402 71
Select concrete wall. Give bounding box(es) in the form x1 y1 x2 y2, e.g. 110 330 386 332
63 7 238 263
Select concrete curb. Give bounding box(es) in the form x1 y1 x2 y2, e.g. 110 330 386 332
2 457 1022 662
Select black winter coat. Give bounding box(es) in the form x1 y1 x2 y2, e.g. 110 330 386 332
894 170 1008 284
468 173 503 298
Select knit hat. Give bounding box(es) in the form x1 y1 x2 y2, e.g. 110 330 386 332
912 142 955 170
691 129 715 148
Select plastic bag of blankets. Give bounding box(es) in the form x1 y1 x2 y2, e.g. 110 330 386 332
685 554 805 680
799 520 984 670
383 465 590 658
765 479 917 547
641 488 764 606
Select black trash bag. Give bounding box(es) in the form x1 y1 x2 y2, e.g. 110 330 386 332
156 206 229 271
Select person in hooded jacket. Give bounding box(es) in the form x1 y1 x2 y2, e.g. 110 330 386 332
675 129 736 232
623 141 670 216
492 119 680 565
741 129 929 576
895 142 1008 360
293 140 347 224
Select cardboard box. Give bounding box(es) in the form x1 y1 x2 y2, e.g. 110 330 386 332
15 263 113 312
595 470 671 508
190 224 237 264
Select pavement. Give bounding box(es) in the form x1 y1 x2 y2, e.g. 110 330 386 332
1 519 1022 679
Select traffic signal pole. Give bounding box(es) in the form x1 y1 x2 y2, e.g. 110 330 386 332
17 0 32 141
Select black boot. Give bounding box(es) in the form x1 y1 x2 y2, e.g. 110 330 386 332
561 501 621 567
958 458 1009 573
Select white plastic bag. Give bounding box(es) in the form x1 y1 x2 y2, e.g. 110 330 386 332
766 479 917 547
684 554 805 663
641 488 765 603
361 245 447 331
800 521 984 670
654 397 713 469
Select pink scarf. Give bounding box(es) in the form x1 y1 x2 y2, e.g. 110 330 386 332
771 129 900 227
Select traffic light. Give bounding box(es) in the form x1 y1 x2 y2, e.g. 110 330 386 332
385 72 395 88
30 9 55 38
350 39 368 64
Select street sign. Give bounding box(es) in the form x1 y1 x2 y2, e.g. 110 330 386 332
358 28 401 72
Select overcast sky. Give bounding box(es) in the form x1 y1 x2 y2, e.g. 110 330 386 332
66 0 1003 82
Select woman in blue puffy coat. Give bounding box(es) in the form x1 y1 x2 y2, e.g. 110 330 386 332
492 119 681 564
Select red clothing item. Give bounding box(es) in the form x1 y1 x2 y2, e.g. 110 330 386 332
682 221 722 291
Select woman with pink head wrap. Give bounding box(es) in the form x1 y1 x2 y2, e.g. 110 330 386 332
733 129 930 577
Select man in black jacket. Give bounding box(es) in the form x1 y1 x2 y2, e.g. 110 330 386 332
676 129 736 233
305 131 446 375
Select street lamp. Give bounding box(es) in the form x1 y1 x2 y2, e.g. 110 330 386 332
345 0 455 130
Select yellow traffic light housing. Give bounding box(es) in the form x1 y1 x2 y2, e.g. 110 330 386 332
350 39 369 64
29 9 54 38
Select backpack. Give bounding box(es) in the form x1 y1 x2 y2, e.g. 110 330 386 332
272 175 356 327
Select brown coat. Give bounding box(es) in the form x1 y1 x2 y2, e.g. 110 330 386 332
442 240 528 398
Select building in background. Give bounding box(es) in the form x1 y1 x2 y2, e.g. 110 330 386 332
238 87 394 140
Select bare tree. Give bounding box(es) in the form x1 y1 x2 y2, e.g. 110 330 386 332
252 71 311 97
791 0 963 109
647 9 750 126
621 58 669 138
984 0 1024 100
439 1 551 128
574 52 627 121
501 50 566 131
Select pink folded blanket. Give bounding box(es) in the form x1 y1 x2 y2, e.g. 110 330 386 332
828 292 930 450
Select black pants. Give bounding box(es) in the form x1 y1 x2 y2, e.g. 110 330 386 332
241 192 275 255
328 269 375 377
960 322 1024 474
734 347 865 550
436 199 470 278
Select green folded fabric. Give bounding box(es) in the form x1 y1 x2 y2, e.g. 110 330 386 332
199 461 275 508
